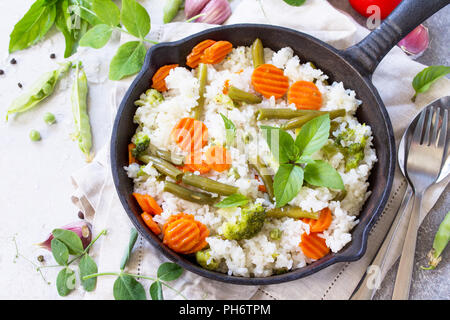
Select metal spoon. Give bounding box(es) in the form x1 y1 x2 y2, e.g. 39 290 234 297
351 96 449 300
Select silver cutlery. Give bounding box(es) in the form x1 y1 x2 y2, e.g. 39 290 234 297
351 97 450 300
392 104 448 300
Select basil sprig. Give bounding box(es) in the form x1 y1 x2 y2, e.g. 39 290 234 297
261 114 344 208
412 65 450 102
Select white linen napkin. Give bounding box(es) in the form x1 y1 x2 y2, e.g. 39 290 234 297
71 0 450 300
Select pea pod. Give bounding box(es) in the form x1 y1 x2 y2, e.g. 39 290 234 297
72 62 93 162
193 63 208 120
267 207 319 219
6 61 71 121
422 211 450 270
251 38 264 68
163 0 183 23
228 86 262 105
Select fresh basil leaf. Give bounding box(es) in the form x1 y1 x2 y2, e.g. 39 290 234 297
79 24 113 48
296 155 315 164
157 262 184 281
121 0 151 39
109 41 147 80
220 113 236 146
113 275 146 300
70 0 103 26
304 160 344 190
295 114 330 157
150 281 164 300
79 254 98 291
412 65 450 101
51 238 69 266
92 0 120 26
273 164 304 208
9 0 57 53
214 193 249 208
52 228 84 255
261 126 296 164
56 267 76 296
55 0 76 58
283 0 306 6
120 228 138 270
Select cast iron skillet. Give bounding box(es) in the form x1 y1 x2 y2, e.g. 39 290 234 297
111 0 449 285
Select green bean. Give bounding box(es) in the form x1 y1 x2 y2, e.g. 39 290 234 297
72 62 93 162
148 143 184 166
250 156 274 200
193 63 208 120
257 108 346 121
267 207 319 219
138 155 183 181
228 86 262 104
182 172 238 196
281 109 346 130
6 61 71 121
422 211 450 270
251 38 264 68
164 182 217 205
29 129 41 142
163 0 183 23
333 189 347 202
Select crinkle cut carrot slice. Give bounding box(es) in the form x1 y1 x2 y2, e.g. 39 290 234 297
302 207 332 233
299 232 330 260
141 212 162 235
186 39 216 68
151 64 179 92
205 145 231 172
251 64 289 99
163 218 200 253
181 152 211 174
287 80 323 110
201 41 233 65
133 193 163 215
171 117 208 152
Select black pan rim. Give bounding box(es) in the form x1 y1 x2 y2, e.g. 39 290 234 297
110 23 396 286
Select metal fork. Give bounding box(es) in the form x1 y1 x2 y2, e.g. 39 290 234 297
392 106 448 300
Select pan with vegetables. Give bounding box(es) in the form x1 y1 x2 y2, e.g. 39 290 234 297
111 0 448 285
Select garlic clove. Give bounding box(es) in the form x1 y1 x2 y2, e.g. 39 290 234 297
196 0 232 25
38 220 93 251
398 24 430 58
185 0 210 19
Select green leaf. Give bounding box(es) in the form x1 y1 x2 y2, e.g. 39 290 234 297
295 114 330 157
214 193 249 208
113 275 146 300
109 41 147 80
157 262 184 281
56 267 76 296
71 0 103 26
412 65 450 101
261 126 297 164
296 155 315 164
79 24 113 48
273 164 304 208
121 0 151 39
120 228 138 270
79 254 98 291
304 160 344 190
9 0 57 53
220 113 236 146
92 0 120 26
150 281 164 300
55 0 76 58
52 228 84 255
283 0 306 6
51 238 69 266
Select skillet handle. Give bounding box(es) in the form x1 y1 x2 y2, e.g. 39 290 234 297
343 0 449 77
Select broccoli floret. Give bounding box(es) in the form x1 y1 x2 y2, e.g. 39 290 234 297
134 89 164 107
333 128 367 172
132 132 150 158
222 203 266 240
196 249 220 271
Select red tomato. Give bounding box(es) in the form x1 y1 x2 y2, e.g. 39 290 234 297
349 0 402 19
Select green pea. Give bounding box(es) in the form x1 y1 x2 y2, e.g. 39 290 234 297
43 112 56 125
29 129 41 141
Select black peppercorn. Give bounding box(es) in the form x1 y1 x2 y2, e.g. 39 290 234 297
10 58 17 64
50 53 56 59
78 211 85 219
0 70 4 75
18 83 23 88
37 255 45 262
